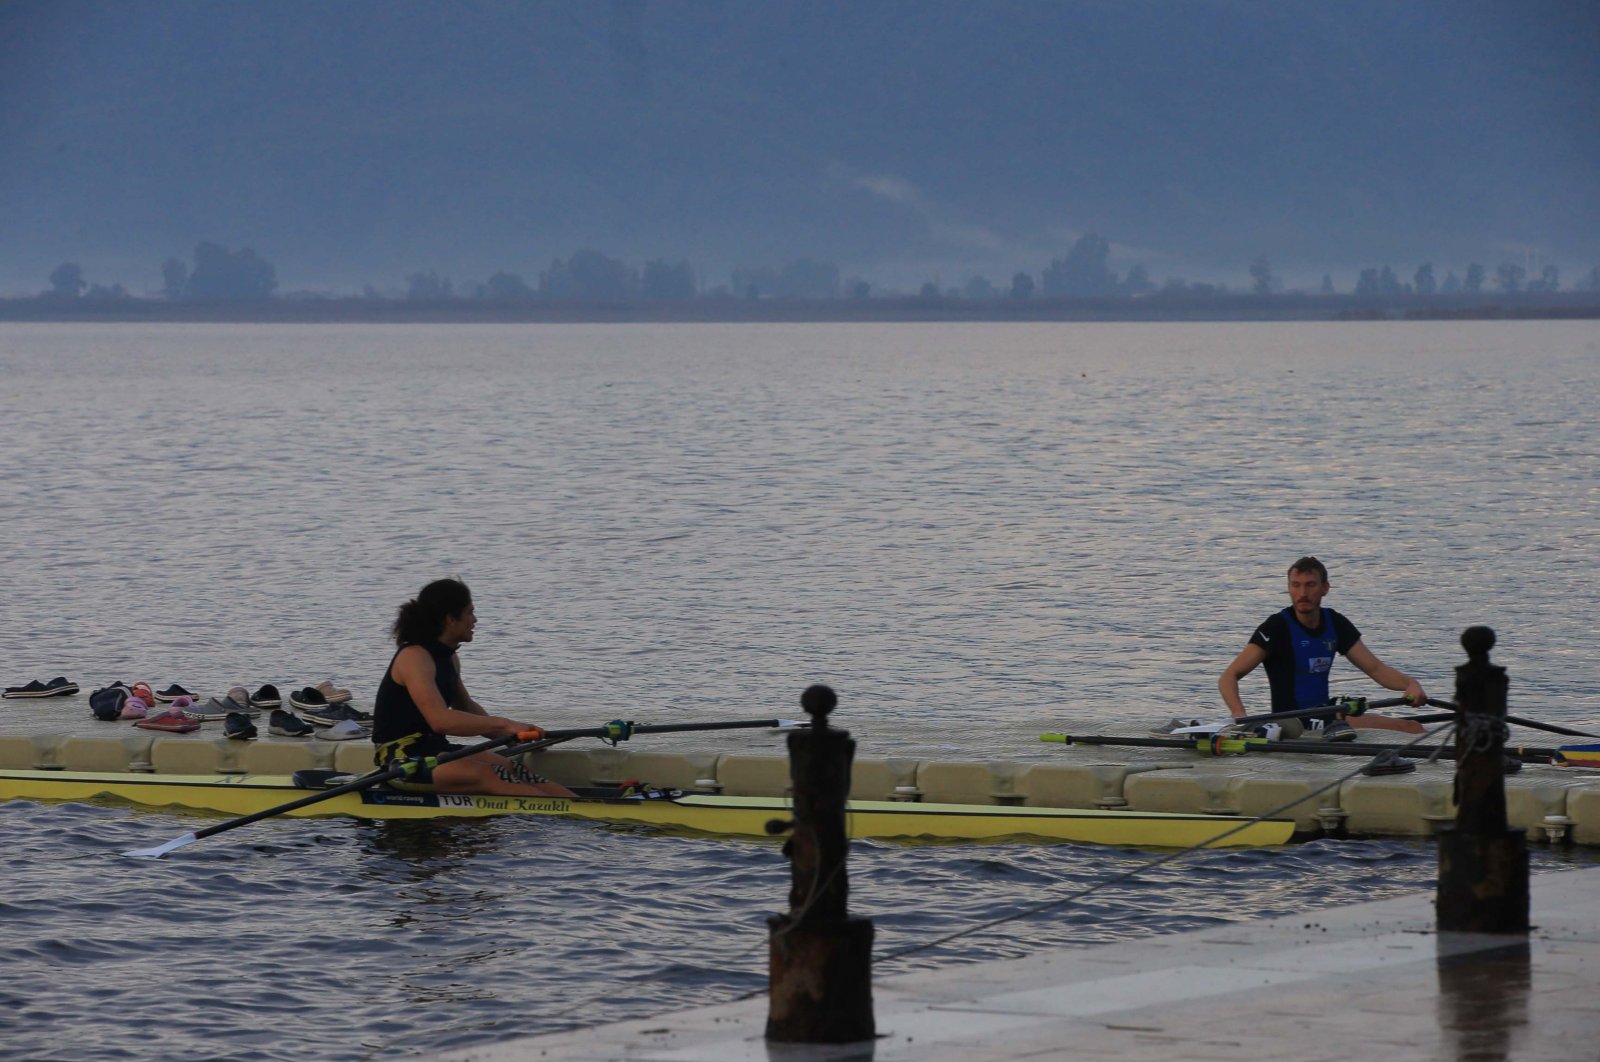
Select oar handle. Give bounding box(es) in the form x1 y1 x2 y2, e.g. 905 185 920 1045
1233 696 1410 727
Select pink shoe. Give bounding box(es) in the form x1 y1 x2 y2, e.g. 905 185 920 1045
169 695 196 717
134 709 202 733
120 695 150 720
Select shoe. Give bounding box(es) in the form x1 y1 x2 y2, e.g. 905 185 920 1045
1323 719 1358 742
224 712 258 740
288 686 329 712
134 709 202 733
294 701 368 728
153 684 196 703
4 677 80 698
89 684 133 720
315 680 353 705
119 695 151 720
250 684 282 710
268 709 315 737
196 686 258 720
169 695 197 717
1361 749 1415 776
313 719 370 741
130 682 155 706
1149 717 1202 737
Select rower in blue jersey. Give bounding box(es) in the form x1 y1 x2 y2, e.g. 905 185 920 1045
1219 557 1428 739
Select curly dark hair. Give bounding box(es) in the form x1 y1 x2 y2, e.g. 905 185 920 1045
391 578 472 646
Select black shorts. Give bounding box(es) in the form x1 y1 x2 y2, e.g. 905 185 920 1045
373 732 459 792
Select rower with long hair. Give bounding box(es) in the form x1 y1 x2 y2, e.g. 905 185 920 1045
372 578 573 796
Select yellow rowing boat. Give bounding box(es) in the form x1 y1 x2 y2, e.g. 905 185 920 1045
0 768 1294 847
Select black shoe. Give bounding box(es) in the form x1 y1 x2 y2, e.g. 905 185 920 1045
268 709 314 737
153 683 196 703
288 686 328 712
1361 749 1415 776
224 711 258 741
1323 719 1358 742
251 683 282 710
290 684 370 727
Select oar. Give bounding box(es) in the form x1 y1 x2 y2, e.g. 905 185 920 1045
1040 731 1564 764
1232 697 1410 728
124 717 803 859
1423 697 1600 740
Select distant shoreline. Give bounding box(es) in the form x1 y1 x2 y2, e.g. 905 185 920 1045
3 293 1597 325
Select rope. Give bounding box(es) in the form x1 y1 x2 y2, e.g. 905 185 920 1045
1456 713 1509 754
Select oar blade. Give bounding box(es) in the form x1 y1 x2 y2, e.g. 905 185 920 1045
124 832 199 860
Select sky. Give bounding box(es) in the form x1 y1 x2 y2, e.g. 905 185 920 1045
1 0 1596 295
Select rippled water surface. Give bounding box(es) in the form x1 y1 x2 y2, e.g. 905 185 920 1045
3 321 1600 1058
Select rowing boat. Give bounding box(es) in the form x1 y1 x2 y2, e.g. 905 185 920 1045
0 768 1294 848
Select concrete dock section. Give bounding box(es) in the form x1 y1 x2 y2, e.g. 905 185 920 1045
443 866 1600 1061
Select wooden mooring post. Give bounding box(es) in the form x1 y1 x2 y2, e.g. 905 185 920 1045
765 684 876 1044
1435 626 1529 933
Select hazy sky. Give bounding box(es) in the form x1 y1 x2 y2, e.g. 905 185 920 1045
2 0 1596 295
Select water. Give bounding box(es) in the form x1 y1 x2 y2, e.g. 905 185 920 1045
2 321 1599 1059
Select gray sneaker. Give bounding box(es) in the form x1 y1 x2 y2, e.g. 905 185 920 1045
1148 717 1202 737
1323 719 1358 742
313 719 371 742
293 702 369 728
195 686 259 720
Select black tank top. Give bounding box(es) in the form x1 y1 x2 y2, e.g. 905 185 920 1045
372 641 459 747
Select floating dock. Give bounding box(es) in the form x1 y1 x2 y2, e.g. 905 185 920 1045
5 701 1600 845
436 866 1600 1061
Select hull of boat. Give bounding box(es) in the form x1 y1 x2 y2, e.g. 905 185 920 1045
0 769 1294 847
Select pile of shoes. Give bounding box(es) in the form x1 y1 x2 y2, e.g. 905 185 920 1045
226 681 373 742
287 683 372 741
84 676 370 742
3 677 80 698
89 682 201 730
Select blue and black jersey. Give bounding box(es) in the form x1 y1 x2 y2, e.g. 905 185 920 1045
1249 607 1361 715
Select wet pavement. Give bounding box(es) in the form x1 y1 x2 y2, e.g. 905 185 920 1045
442 866 1600 1062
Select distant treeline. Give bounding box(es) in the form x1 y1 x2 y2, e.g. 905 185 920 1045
13 236 1600 323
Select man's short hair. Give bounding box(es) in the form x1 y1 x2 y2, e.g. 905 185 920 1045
1288 556 1329 582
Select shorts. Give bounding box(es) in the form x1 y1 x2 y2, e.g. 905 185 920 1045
374 732 549 791
374 732 459 792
